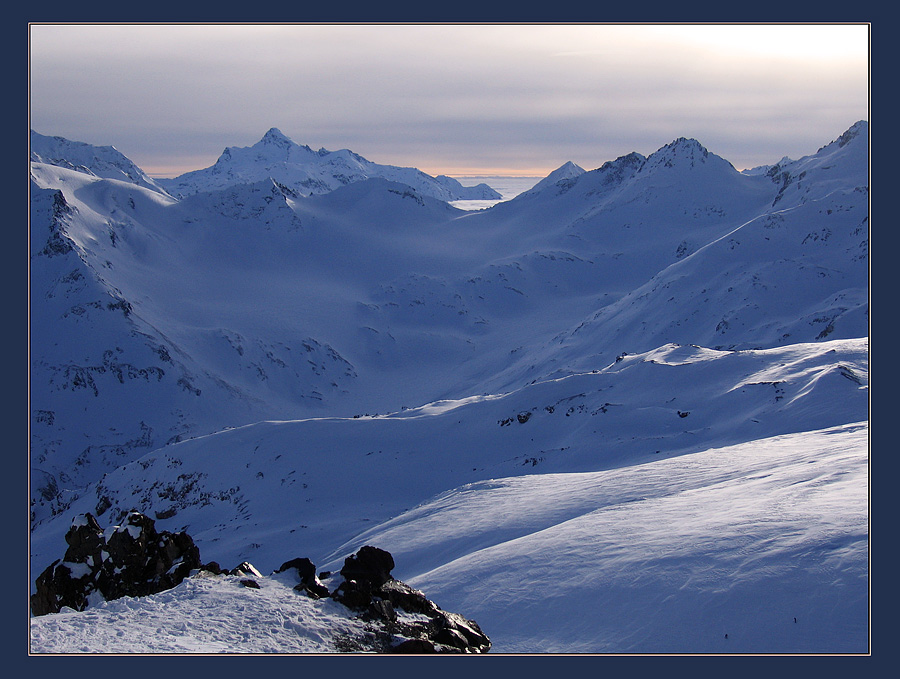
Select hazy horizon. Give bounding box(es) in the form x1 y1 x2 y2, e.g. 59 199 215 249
29 23 869 178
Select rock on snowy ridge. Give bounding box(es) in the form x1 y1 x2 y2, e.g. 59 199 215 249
31 512 491 654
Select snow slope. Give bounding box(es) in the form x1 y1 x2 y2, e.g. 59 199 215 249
28 122 869 654
381 423 868 654
29 336 869 653
29 421 868 653
30 570 389 653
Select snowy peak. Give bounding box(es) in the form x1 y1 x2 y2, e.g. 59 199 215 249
548 160 586 179
589 151 646 186
516 155 640 203
526 161 586 194
832 120 867 150
159 129 500 202
253 126 314 156
764 120 868 208
640 137 735 175
217 128 317 166
30 130 170 196
259 126 297 150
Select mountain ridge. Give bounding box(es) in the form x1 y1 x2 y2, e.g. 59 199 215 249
28 122 869 653
156 127 502 202
29 122 869 522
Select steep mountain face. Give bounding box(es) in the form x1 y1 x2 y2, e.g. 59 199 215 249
28 165 380 523
29 122 869 639
157 127 501 201
29 173 277 521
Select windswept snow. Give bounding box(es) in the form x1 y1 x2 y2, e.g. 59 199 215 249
30 571 371 653
359 423 869 654
30 422 867 654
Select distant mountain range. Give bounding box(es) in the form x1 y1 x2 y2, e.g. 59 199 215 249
155 127 502 201
28 122 869 653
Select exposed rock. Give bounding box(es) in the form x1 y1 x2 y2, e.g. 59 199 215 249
31 511 206 616
229 561 263 578
32 530 490 653
276 557 329 599
276 557 317 581
331 545 491 653
339 545 395 587
378 578 440 615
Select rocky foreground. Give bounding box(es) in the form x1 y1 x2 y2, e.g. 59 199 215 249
31 511 490 654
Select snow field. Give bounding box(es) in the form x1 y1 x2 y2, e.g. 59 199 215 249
30 422 867 653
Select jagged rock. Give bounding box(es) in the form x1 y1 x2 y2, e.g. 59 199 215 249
276 557 330 599
367 598 396 622
32 532 491 653
339 545 395 587
229 561 262 577
31 559 92 617
332 579 374 609
331 546 491 653
276 557 317 581
31 511 203 616
62 513 105 564
378 579 439 615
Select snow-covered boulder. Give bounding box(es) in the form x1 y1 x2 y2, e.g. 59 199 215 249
31 511 203 616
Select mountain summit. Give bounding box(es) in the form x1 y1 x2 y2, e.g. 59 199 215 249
157 128 501 202
524 160 587 195
260 126 297 149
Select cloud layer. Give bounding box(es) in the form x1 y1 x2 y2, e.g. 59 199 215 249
29 24 869 176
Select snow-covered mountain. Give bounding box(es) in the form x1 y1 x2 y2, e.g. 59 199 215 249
522 160 586 195
28 122 869 653
157 127 502 201
30 130 171 195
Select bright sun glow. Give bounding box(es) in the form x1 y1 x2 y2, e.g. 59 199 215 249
644 23 869 62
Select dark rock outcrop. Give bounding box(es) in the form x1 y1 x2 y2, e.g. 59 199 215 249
340 545 395 587
31 511 206 616
331 545 491 653
275 557 329 599
32 524 490 653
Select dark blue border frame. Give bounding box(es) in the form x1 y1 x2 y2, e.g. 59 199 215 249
8 8 890 676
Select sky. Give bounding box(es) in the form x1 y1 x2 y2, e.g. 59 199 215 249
28 23 869 178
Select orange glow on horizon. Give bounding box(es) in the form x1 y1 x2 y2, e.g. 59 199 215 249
146 163 553 180
418 166 551 178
